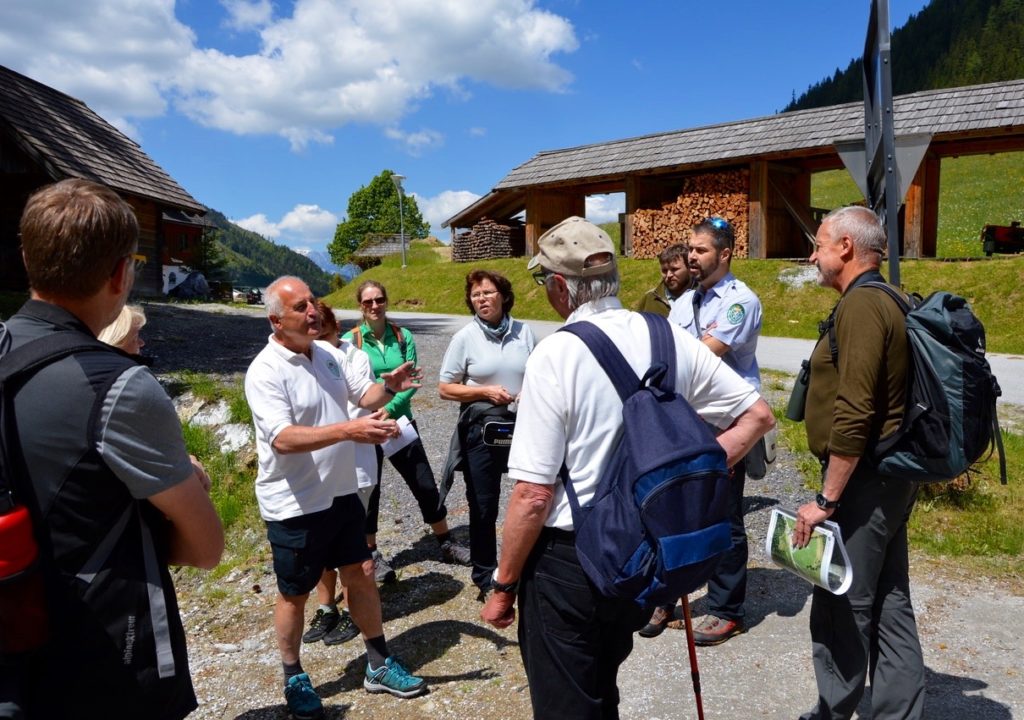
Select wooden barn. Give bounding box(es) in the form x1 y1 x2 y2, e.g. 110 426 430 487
445 79 1024 260
0 64 207 296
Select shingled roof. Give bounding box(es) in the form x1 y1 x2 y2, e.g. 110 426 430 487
0 64 205 213
494 79 1024 190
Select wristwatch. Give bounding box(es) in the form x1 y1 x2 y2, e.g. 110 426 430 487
815 492 839 510
490 569 518 595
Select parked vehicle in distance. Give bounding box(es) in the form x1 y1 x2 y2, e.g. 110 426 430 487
981 222 1024 256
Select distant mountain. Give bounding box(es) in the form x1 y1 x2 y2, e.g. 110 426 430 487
296 249 362 282
203 209 331 295
785 0 1024 111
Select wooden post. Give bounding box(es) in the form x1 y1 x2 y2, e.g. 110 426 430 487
748 161 768 259
902 152 940 258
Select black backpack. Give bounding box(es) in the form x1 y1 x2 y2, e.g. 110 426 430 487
558 313 733 609
832 283 1006 484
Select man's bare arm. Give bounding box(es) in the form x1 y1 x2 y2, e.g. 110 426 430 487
716 398 775 467
148 470 224 569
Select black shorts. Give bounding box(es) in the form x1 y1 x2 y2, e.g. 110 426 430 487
265 494 370 596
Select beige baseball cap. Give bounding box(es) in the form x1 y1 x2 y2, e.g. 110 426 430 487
526 216 616 278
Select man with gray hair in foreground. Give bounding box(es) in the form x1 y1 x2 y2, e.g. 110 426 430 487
245 276 427 719
793 206 925 719
480 216 774 718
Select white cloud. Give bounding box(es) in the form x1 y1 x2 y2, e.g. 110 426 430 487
0 0 578 150
221 0 273 31
414 189 482 233
469 126 487 137
233 212 281 238
232 203 339 248
385 127 444 156
586 193 625 224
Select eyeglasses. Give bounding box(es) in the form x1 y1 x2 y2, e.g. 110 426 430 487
531 269 554 286
470 289 499 301
132 253 147 273
361 297 387 307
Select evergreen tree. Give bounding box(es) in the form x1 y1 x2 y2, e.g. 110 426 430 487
328 170 431 264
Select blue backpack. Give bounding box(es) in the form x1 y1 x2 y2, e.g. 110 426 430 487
558 313 733 609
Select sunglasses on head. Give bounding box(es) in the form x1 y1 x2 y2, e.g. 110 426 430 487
706 217 730 231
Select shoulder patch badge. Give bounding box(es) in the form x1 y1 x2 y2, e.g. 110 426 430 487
726 303 746 325
326 358 342 378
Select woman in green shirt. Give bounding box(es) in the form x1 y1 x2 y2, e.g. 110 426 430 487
343 280 470 583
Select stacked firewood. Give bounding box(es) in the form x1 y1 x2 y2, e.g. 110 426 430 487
631 169 751 258
452 218 517 262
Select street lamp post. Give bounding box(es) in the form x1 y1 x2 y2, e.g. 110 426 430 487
390 173 407 268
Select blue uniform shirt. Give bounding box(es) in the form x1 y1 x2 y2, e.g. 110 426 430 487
668 271 762 390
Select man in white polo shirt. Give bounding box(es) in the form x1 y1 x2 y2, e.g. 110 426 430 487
480 217 774 718
245 276 427 719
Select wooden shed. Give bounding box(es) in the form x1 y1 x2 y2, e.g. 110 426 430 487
445 79 1024 260
0 64 207 296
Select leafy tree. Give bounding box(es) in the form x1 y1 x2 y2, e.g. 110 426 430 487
329 170 430 264
190 229 229 280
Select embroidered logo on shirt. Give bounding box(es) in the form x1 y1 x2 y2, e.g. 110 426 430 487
326 359 341 378
726 303 745 325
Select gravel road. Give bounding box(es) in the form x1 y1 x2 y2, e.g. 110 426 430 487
143 302 1022 720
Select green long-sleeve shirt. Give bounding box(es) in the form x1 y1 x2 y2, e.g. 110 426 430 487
805 281 908 460
341 321 417 421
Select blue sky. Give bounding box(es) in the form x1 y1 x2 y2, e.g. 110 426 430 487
0 0 930 253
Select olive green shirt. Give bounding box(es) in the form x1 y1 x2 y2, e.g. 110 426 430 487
805 282 908 460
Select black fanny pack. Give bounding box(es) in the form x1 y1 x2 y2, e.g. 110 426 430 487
478 406 516 447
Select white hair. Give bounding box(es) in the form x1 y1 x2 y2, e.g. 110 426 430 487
264 276 304 318
822 206 886 261
97 304 145 350
561 267 620 310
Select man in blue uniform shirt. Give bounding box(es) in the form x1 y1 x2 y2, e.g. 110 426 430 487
640 216 764 644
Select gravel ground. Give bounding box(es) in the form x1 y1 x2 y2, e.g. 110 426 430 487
143 302 1022 720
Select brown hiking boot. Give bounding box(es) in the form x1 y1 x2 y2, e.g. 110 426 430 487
692 614 745 646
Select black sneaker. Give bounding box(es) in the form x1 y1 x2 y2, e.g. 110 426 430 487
638 604 673 638
301 608 339 644
323 611 360 646
439 539 472 566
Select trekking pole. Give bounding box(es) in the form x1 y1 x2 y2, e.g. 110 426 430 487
681 595 706 720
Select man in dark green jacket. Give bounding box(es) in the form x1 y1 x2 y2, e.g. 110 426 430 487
793 206 924 720
634 243 692 316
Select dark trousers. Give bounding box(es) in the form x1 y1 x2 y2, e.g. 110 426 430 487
704 460 747 620
518 529 650 720
801 471 924 720
365 424 446 536
461 422 509 590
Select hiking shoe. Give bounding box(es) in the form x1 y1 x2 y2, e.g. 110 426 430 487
372 549 396 584
301 608 339 644
284 672 324 719
364 656 428 699
638 604 674 638
692 615 745 646
323 610 359 646
439 539 472 566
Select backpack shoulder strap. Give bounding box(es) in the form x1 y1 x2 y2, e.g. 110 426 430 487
641 312 677 394
0 331 110 385
389 322 408 357
558 321 640 403
861 281 913 314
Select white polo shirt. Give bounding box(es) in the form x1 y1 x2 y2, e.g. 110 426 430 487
245 336 374 521
508 297 760 531
337 338 378 491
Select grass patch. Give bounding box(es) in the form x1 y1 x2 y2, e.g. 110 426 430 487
171 370 222 403
812 151 1024 259
181 422 258 533
909 431 1024 565
334 245 1024 353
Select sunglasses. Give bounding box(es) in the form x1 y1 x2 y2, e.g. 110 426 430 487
361 297 387 307
706 217 730 231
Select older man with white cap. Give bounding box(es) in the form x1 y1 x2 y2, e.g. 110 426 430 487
480 216 773 719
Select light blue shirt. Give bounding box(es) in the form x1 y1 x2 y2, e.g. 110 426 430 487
668 271 762 390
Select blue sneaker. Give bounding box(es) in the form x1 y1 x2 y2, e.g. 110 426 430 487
284 672 324 719
363 656 428 698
